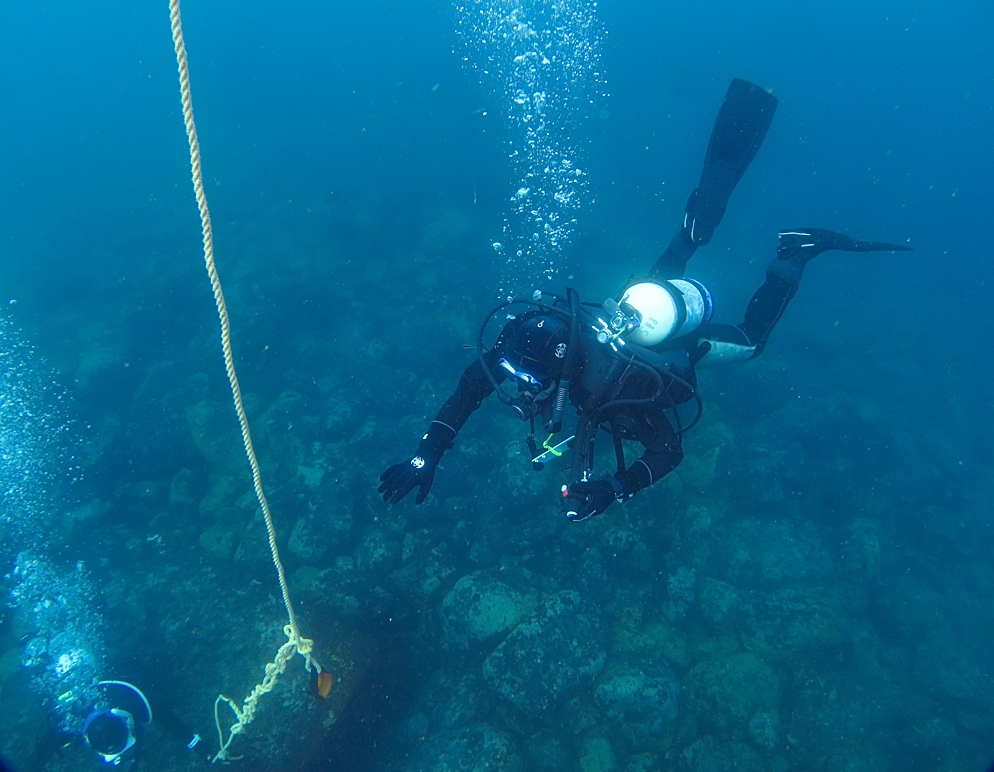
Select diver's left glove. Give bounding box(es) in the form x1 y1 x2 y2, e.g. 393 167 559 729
378 421 455 505
564 475 627 522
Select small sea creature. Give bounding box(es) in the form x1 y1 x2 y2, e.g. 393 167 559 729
317 671 333 699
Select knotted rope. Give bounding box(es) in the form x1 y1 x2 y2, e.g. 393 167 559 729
168 0 320 762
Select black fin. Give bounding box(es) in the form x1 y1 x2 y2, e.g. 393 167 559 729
652 78 778 277
778 228 913 257
687 78 779 245
771 228 913 285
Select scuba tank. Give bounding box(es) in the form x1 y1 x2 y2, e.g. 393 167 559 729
619 279 713 346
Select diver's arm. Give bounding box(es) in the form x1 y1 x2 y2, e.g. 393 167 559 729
431 312 531 434
406 358 498 474
618 439 683 497
433 358 498 437
565 443 682 521
379 357 499 505
565 405 682 520
381 314 529 506
618 406 684 497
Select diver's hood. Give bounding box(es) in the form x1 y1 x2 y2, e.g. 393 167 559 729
505 314 570 381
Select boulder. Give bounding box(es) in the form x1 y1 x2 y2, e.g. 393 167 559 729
684 652 779 734
439 571 536 650
483 591 606 717
594 653 680 749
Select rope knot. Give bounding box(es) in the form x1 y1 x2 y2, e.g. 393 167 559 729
285 624 319 673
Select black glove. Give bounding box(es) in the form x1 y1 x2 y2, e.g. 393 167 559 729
378 452 439 505
564 475 626 522
378 422 454 505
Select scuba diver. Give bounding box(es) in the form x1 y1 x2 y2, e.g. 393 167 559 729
75 679 204 768
379 78 911 522
79 681 154 767
34 678 202 769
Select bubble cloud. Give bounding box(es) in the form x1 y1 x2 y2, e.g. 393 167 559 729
0 313 73 558
456 0 607 296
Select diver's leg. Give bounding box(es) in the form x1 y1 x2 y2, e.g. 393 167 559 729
693 272 797 367
695 228 911 368
745 228 911 352
734 271 798 358
693 235 804 367
653 227 697 279
692 322 758 367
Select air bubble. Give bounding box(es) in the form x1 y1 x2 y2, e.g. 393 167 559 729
0 314 74 559
455 0 607 297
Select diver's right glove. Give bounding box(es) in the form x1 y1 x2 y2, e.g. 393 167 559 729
564 475 627 522
378 421 455 505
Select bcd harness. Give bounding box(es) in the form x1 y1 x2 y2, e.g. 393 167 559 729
477 288 703 489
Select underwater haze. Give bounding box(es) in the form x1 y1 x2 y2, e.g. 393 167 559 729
1 0 993 770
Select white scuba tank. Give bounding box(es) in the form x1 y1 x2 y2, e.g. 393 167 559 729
621 279 713 346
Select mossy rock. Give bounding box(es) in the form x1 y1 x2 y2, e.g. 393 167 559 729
483 591 606 717
684 652 779 733
440 571 536 649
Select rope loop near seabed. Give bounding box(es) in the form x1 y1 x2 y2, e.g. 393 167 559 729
168 0 320 763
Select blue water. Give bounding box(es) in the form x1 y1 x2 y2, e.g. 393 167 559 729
1 0 992 770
